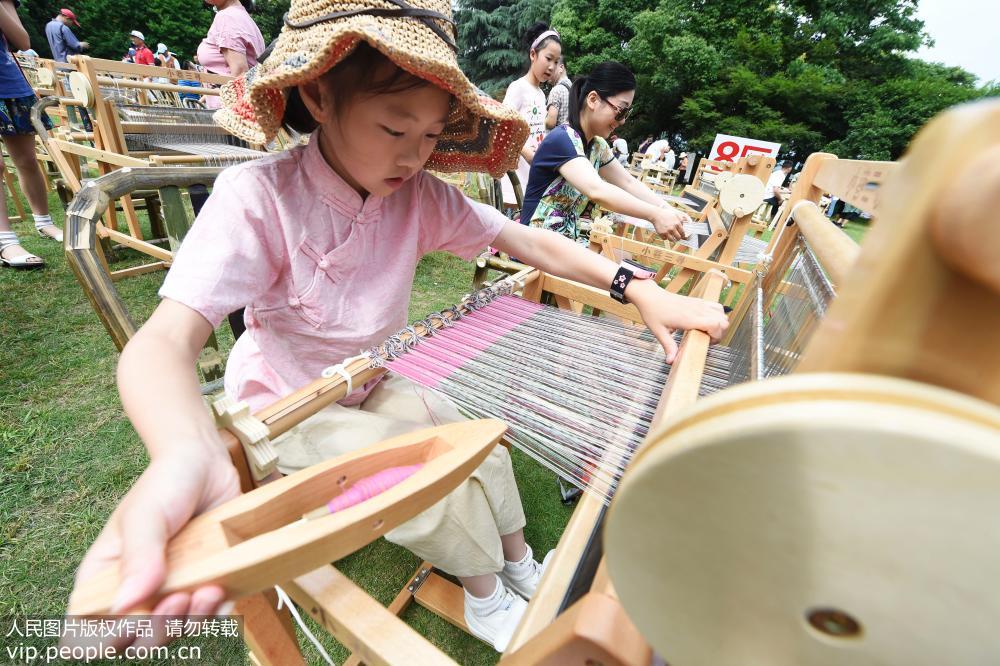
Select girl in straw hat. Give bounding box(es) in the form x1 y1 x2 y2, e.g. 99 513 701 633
66 0 729 652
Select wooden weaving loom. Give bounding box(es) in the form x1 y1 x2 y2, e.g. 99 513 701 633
39 56 270 262
63 167 230 383
579 153 774 316
472 155 769 295
64 100 998 664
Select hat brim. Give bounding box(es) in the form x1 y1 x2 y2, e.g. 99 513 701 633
214 17 528 179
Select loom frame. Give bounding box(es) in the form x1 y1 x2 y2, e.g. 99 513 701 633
67 99 1000 662
601 100 1000 665
59 160 847 664
585 153 773 309
43 56 263 260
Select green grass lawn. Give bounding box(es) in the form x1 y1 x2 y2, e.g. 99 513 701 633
0 185 575 664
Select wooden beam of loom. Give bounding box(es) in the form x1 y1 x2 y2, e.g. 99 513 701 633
95 76 218 96
589 228 754 284
47 138 149 168
70 55 231 86
64 167 224 350
797 101 1000 404
502 271 727 663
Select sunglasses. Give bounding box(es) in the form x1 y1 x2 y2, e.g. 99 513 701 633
600 96 633 123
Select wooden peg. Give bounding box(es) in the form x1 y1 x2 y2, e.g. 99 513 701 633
213 395 278 481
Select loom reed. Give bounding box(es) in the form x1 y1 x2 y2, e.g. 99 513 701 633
373 244 833 503
117 104 262 167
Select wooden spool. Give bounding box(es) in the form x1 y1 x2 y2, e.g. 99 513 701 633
718 173 765 217
36 67 55 87
606 373 1000 666
68 71 94 108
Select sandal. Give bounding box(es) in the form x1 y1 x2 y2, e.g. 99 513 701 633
0 231 45 270
35 223 64 243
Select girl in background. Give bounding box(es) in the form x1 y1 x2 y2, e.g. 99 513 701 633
501 22 561 205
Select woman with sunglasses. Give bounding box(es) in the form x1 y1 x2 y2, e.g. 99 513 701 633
520 61 689 242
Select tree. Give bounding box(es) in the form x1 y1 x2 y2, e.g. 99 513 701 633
18 0 213 62
549 0 992 160
456 0 557 97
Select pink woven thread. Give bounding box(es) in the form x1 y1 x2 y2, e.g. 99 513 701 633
387 296 543 388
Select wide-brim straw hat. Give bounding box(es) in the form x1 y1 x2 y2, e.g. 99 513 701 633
215 0 529 178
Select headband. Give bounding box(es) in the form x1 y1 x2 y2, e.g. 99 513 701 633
530 29 559 52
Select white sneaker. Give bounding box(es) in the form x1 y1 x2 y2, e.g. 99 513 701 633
464 576 528 652
498 544 554 600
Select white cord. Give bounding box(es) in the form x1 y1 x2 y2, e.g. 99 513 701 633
274 585 337 666
320 353 370 396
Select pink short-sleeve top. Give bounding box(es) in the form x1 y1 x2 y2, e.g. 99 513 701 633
159 132 507 412
197 4 265 108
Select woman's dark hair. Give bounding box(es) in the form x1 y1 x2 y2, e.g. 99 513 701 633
239 0 254 12
568 61 636 145
283 43 435 134
522 22 560 66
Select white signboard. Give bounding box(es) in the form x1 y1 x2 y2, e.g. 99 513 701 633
708 133 781 167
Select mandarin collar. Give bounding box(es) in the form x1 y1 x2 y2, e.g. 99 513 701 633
303 130 384 217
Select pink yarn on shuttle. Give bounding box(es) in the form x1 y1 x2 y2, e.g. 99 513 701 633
325 464 425 514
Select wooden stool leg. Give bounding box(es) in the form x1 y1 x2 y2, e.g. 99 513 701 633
238 589 306 666
146 196 165 239
343 561 431 666
3 164 25 222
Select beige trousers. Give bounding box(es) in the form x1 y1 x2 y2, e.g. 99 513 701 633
273 373 526 577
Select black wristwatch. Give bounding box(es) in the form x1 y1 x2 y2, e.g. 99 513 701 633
610 259 656 304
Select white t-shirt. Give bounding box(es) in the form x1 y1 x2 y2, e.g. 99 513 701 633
501 77 548 203
642 139 670 169
766 169 788 197
613 138 629 165
644 139 670 159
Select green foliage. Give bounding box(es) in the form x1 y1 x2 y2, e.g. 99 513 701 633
252 0 290 46
545 0 995 160
456 0 557 97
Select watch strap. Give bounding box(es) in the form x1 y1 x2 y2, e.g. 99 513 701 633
611 265 634 304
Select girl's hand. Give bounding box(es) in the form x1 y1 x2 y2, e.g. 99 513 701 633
627 280 729 362
649 206 690 243
66 451 241 647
